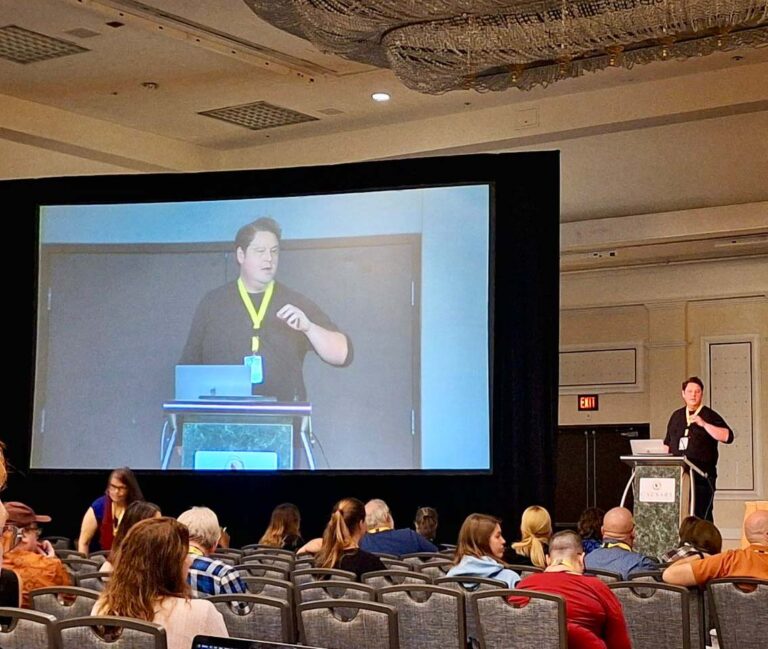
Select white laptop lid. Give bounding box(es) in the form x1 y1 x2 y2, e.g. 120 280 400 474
175 364 252 400
630 439 668 455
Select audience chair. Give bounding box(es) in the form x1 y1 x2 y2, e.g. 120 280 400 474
0 607 57 649
297 599 398 649
401 552 445 565
379 557 413 571
241 576 295 607
378 584 465 649
75 572 110 592
469 589 567 649
55 549 87 560
609 582 690 649
362 570 432 589
86 552 107 567
29 586 100 621
43 536 72 550
242 547 295 558
583 568 621 583
414 559 453 580
234 563 291 581
434 576 508 645
293 556 315 570
292 568 356 587
707 578 768 649
371 552 399 559
209 552 238 566
54 615 167 649
298 581 375 604
62 557 101 576
209 593 294 644
506 564 543 578
242 555 294 570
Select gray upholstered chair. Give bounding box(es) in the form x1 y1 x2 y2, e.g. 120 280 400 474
29 586 101 620
413 559 453 580
241 544 294 556
379 557 413 571
401 552 445 566
707 577 768 649
506 564 543 578
298 580 375 603
62 557 101 575
55 549 87 560
434 576 508 644
241 576 295 606
0 607 57 648
609 581 690 649
583 568 622 583
209 593 294 643
75 572 110 592
53 615 167 649
234 563 291 580
469 589 567 649
44 536 73 550
378 584 465 649
291 567 356 587
362 569 433 589
293 556 316 570
298 599 398 649
241 555 295 570
209 552 238 566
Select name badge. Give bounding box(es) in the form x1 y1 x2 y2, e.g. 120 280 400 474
679 437 689 451
244 354 264 384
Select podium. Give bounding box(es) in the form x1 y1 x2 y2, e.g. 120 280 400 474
620 455 705 559
161 400 313 470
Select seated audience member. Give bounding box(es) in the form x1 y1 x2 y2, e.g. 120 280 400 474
584 506 658 579
447 513 520 588
93 517 227 649
360 499 438 555
510 531 631 649
663 510 768 586
0 457 21 609
661 516 722 564
578 507 605 555
505 505 552 568
1 502 70 607
314 497 386 579
414 506 439 546
177 506 247 599
258 503 304 551
100 500 161 572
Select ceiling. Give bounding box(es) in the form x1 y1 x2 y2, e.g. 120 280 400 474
1 0 767 268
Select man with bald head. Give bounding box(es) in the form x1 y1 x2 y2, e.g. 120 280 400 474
663 510 768 586
511 531 631 649
584 507 658 579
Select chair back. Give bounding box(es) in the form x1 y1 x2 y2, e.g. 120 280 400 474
434 576 507 642
55 549 87 560
62 558 101 575
234 563 291 580
241 576 295 605
379 557 412 571
362 570 432 589
53 615 167 649
291 568 356 587
469 589 567 649
298 581 375 604
43 536 72 550
413 559 453 580
583 568 621 583
242 547 295 559
209 594 294 643
378 584 465 649
0 607 57 648
297 599 398 649
609 582 690 649
401 552 445 565
707 578 768 649
29 586 101 620
242 555 294 570
209 553 238 566
75 572 110 592
506 564 543 578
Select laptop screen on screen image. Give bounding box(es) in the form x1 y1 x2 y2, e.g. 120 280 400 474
192 636 323 649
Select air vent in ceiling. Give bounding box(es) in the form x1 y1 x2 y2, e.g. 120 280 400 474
199 101 318 131
0 25 89 64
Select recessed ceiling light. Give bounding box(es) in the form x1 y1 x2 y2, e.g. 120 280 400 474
371 92 391 102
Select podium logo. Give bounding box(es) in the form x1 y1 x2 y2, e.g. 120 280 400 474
638 477 676 503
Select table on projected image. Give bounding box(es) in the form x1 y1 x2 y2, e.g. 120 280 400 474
161 401 313 470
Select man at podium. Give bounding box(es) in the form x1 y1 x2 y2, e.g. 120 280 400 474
663 376 734 521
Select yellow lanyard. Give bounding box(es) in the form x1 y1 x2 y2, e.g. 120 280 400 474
603 541 632 552
685 405 703 436
237 278 275 353
188 545 205 556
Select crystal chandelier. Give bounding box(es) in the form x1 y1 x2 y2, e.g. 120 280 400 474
243 0 768 93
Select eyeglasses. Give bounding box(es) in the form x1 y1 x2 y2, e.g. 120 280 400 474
108 483 128 492
24 526 43 537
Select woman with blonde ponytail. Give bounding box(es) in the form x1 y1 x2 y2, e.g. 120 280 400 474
314 497 385 579
508 505 552 568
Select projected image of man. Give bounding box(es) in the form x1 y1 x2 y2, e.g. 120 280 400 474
180 217 350 401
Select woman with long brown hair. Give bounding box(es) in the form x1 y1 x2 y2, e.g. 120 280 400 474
447 513 520 587
100 501 162 572
314 497 385 579
258 503 303 551
93 517 227 649
77 467 144 554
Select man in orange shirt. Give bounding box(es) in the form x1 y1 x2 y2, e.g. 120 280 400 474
663 510 768 585
2 502 70 606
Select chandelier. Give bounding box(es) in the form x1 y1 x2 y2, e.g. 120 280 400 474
243 0 768 93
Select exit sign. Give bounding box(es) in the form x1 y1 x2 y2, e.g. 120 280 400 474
578 394 599 411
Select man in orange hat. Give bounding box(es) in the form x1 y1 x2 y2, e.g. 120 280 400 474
2 501 70 606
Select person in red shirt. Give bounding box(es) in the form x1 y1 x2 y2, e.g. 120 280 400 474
509 530 631 649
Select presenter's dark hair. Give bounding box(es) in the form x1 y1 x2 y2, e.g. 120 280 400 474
682 376 704 391
236 217 282 251
106 467 144 504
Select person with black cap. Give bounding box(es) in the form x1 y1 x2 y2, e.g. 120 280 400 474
1 501 70 606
